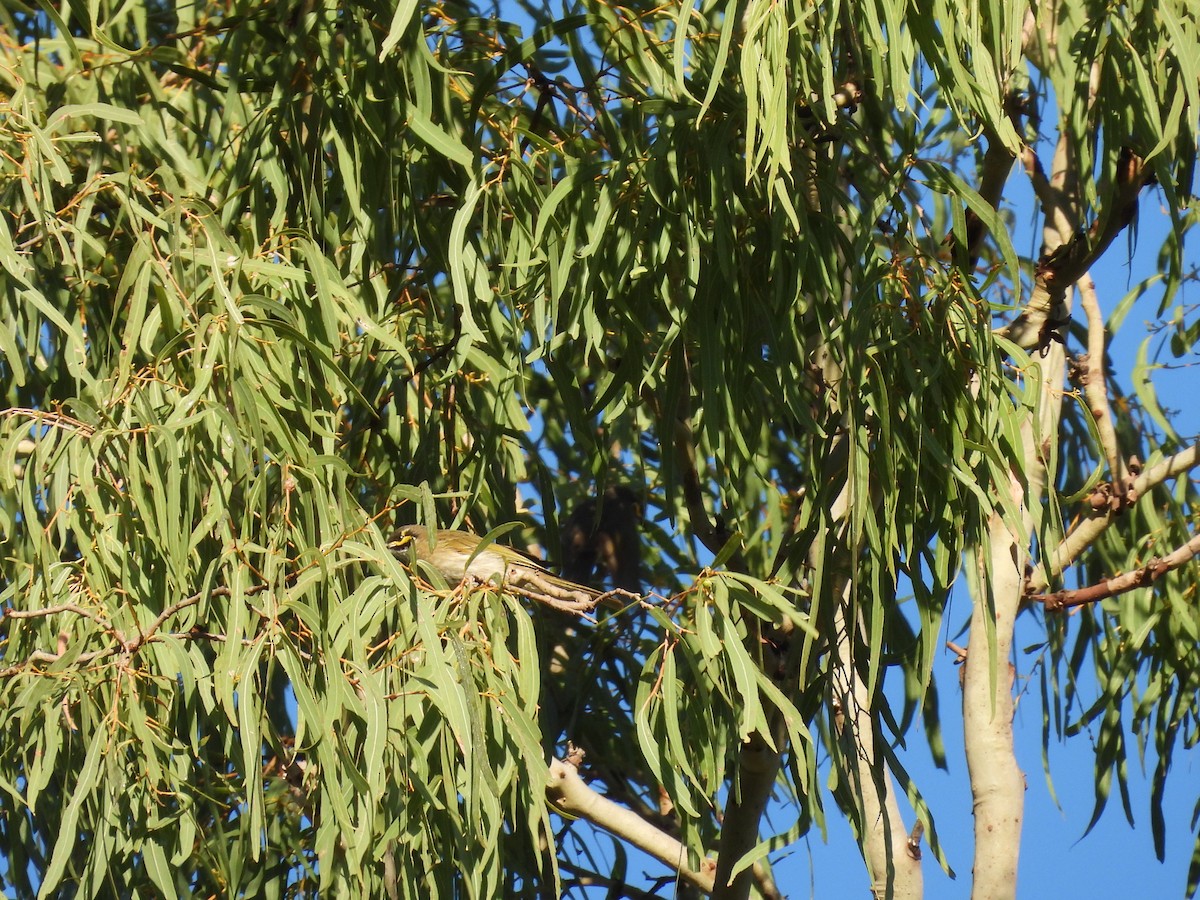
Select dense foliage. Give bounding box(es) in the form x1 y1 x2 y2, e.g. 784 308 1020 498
1 1 1197 897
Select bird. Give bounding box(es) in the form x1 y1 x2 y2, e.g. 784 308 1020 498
388 525 604 613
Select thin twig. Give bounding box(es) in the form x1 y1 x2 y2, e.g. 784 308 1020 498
6 602 111 628
122 591 208 652
0 407 95 436
3 584 267 671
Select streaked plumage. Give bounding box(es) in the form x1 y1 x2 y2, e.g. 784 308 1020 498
388 525 602 612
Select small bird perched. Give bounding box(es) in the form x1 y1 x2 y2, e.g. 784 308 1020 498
388 525 603 613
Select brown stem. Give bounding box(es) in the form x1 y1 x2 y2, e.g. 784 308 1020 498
6 602 112 628
663 352 744 566
1033 530 1200 610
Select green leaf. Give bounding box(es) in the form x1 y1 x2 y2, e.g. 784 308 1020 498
721 616 768 745
38 728 107 898
378 0 420 60
408 107 475 170
47 103 143 128
1132 338 1179 441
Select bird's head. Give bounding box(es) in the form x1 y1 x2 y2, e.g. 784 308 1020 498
387 524 429 563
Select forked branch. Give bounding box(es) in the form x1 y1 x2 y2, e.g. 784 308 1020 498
1031 530 1200 611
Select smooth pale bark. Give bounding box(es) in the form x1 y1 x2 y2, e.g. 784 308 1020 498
964 29 1080 881
964 328 1066 899
962 499 1027 900
710 725 786 899
832 595 923 900
546 757 716 893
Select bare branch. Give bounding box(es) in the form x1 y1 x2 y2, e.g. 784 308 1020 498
6 602 111 628
545 757 716 894
1032 530 1200 611
1027 438 1200 592
5 645 120 672
1077 274 1128 492
1002 148 1151 351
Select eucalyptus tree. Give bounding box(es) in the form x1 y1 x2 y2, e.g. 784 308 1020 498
1 1 1198 898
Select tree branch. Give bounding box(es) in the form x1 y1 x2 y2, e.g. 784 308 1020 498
556 858 670 900
830 582 922 900
942 125 1017 266
1016 138 1077 241
1031 529 1200 611
1076 273 1129 494
2 584 265 671
710 722 787 899
545 757 716 894
1026 438 1200 592
0 406 95 436
663 352 744 565
962 480 1027 900
1002 147 1150 351
5 602 112 629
